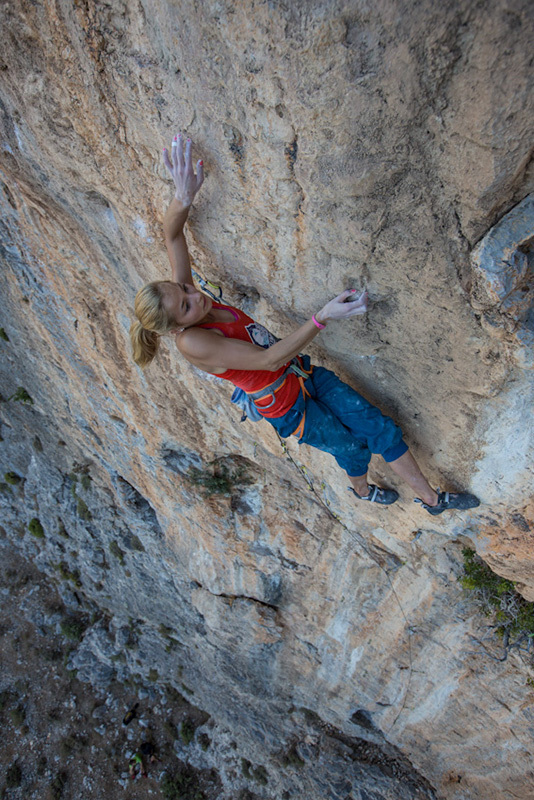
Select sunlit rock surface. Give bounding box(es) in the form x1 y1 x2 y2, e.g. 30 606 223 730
0 1 533 798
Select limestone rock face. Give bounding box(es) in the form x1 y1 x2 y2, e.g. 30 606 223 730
0 1 533 798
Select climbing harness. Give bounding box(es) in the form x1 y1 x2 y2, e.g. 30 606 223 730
231 356 312 429
194 268 314 429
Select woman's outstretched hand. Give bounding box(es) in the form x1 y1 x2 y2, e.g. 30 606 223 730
316 290 368 324
163 133 204 208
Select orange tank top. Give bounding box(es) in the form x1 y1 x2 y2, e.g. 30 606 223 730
196 302 300 418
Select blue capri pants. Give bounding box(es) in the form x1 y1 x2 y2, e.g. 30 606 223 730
266 358 408 477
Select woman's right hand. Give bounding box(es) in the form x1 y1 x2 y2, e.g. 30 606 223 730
316 290 368 324
163 133 204 208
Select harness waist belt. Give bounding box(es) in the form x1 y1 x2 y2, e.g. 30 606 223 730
245 358 310 409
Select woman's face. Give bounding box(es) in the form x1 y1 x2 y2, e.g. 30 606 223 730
161 281 213 329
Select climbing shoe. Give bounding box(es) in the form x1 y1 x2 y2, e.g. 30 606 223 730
415 489 480 515
349 485 399 505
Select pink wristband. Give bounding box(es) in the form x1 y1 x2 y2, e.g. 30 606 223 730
312 315 326 329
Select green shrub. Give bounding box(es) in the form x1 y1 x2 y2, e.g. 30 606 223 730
76 497 92 521
461 548 534 643
28 518 45 538
4 471 22 485
180 717 195 745
109 540 125 565
80 474 92 491
188 460 254 496
8 387 33 404
148 668 159 682
241 759 268 785
0 327 9 342
55 561 82 588
60 617 86 642
160 767 205 800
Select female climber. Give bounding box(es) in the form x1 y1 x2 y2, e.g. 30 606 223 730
130 134 480 515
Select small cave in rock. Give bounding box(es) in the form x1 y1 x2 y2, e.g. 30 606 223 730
351 708 378 732
115 476 163 538
161 445 203 476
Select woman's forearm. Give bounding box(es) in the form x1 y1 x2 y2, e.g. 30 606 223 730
264 317 325 370
264 290 367 371
163 197 191 241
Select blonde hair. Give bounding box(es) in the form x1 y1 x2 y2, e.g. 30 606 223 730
130 281 176 368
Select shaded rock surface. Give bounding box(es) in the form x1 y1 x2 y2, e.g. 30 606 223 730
0 1 533 798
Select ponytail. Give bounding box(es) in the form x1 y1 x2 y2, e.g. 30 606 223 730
129 281 176 368
130 320 159 368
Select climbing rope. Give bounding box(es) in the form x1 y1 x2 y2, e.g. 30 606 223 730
192 270 413 732
274 431 414 734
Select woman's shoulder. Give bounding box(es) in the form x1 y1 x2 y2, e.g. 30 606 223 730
175 326 224 352
174 326 228 375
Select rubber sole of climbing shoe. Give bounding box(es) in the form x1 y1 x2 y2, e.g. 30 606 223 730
349 485 399 505
415 490 480 515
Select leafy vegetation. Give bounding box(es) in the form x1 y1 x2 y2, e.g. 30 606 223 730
180 717 195 745
241 759 268 785
188 459 254 496
461 548 534 659
76 497 92 521
4 471 22 485
28 518 45 538
109 540 125 565
55 561 82 588
80 473 92 491
7 387 33 405
160 766 205 800
60 616 86 642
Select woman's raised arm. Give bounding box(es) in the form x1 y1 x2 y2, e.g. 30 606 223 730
162 134 204 284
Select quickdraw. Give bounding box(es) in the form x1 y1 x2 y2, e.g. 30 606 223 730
192 268 223 301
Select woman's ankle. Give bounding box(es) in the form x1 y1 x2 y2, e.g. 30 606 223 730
350 477 369 496
420 490 439 506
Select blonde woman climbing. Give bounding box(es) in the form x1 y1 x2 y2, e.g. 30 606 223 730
130 133 480 515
